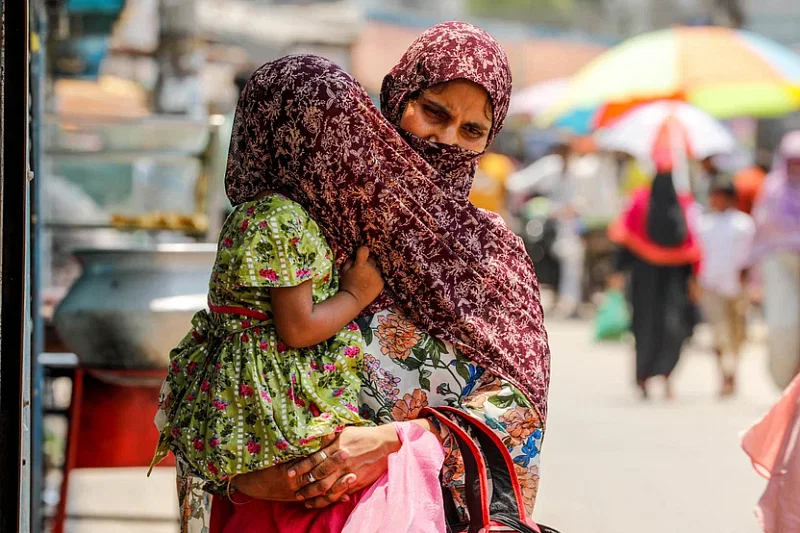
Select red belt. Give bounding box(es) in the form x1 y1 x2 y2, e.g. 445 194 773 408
208 301 272 321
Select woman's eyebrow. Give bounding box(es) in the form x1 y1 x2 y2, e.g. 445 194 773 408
421 96 452 117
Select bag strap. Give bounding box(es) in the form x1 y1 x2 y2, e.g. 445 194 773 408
420 407 492 533
437 406 530 525
422 407 559 533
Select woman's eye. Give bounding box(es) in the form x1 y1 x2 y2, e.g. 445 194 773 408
463 126 483 139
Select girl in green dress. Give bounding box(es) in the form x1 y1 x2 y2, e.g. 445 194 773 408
151 192 384 491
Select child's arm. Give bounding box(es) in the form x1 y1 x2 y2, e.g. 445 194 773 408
271 247 384 348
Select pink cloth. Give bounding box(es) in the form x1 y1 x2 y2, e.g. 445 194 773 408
742 374 800 532
213 422 446 533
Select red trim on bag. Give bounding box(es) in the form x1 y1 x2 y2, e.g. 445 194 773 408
420 408 491 528
438 406 528 523
208 301 273 321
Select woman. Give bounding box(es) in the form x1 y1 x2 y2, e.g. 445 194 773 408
170 23 550 533
749 131 800 389
608 171 701 400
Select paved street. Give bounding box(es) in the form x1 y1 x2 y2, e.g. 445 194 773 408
534 318 778 533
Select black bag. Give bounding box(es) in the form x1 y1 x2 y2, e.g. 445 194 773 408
421 406 561 533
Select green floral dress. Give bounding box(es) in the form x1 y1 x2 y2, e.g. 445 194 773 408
152 194 370 489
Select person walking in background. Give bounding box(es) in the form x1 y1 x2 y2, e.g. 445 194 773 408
608 171 702 400
506 142 586 318
698 181 755 398
749 131 800 389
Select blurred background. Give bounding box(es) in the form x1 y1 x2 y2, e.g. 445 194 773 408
2 0 800 532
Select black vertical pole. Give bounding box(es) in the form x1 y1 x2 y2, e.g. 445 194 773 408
29 0 47 529
0 0 32 531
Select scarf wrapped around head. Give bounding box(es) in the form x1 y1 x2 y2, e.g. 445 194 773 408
225 54 550 420
380 21 512 200
749 130 800 265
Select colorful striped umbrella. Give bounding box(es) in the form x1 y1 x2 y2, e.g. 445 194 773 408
540 26 800 134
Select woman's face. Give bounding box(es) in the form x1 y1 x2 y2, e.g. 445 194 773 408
399 79 493 152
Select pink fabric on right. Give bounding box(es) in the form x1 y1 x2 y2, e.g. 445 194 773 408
742 373 800 532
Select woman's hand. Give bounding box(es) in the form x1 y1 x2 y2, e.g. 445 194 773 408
231 435 352 501
233 420 435 507
290 425 401 508
292 420 437 509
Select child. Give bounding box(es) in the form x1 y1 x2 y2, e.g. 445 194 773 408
698 181 755 397
150 192 383 491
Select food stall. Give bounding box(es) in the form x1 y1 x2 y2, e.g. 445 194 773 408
33 1 230 531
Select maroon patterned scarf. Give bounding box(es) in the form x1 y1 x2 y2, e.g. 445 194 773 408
225 54 550 420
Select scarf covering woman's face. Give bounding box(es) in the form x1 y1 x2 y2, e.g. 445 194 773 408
380 21 512 199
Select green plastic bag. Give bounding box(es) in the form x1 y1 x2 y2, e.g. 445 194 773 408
594 289 631 341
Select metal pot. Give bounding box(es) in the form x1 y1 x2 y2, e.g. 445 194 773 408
53 243 216 370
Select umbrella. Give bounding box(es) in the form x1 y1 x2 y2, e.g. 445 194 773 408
540 26 800 134
595 101 737 166
508 78 569 118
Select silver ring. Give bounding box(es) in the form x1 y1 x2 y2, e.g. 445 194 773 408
307 473 316 483
318 451 328 462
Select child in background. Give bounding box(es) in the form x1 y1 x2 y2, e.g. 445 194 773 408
698 181 755 397
150 192 382 491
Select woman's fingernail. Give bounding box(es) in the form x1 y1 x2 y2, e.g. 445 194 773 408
347 475 356 485
305 503 313 509
288 469 296 478
339 449 350 460
296 495 305 501
341 495 350 502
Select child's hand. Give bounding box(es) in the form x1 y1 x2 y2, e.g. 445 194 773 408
340 247 384 307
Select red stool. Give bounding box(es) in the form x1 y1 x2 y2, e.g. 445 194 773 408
52 368 175 533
